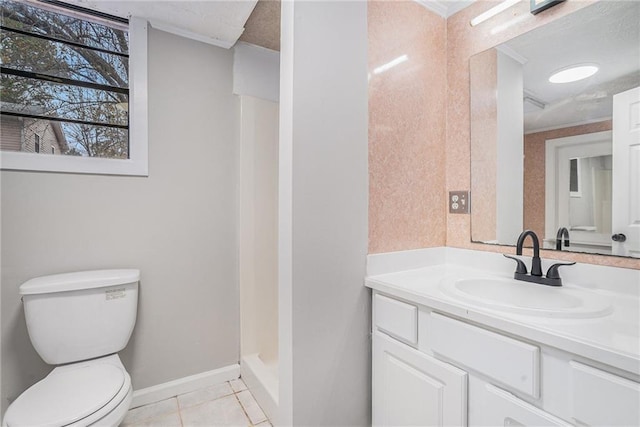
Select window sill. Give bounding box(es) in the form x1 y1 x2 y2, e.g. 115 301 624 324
1 151 148 176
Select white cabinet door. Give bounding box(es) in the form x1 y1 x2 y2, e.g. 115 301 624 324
476 383 571 427
373 331 467 426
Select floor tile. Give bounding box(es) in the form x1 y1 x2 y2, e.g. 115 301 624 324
122 398 179 426
229 378 248 393
236 390 267 425
126 411 182 427
180 394 250 426
178 382 234 409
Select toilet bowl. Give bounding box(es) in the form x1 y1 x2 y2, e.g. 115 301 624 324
2 270 139 427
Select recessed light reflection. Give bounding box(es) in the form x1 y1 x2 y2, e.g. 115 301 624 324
549 65 599 83
373 54 408 75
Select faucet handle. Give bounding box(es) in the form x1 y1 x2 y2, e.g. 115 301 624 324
504 254 528 274
546 262 576 279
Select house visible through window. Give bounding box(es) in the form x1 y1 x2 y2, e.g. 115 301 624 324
0 0 130 159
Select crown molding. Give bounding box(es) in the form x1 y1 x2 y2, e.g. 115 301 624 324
414 0 476 18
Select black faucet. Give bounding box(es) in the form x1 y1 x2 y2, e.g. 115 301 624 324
556 227 570 250
504 230 575 286
516 230 542 276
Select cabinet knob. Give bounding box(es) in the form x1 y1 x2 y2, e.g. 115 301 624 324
611 233 627 242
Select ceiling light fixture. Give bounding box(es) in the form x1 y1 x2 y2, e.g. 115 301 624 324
549 65 599 83
470 0 520 27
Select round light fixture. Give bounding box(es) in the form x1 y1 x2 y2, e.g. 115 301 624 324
549 65 599 84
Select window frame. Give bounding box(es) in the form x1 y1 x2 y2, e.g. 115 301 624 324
569 157 582 198
0 13 148 176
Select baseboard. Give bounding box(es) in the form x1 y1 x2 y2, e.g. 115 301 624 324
130 364 240 408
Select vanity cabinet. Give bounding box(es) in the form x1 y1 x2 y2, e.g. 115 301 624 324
371 291 640 427
372 294 467 426
373 331 467 426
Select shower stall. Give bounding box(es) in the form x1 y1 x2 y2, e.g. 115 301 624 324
238 92 279 420
233 36 280 422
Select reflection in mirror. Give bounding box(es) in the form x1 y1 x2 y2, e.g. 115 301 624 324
470 1 640 258
544 131 613 252
569 156 612 233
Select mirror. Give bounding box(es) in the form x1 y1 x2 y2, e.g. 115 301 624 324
470 1 640 258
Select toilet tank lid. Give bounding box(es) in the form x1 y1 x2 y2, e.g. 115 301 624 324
20 269 140 295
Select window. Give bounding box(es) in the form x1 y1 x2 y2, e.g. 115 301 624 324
569 157 581 198
0 0 147 175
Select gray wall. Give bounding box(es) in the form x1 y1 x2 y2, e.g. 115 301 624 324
1 28 239 413
285 1 371 424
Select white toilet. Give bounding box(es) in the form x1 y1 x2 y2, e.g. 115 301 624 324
3 269 140 427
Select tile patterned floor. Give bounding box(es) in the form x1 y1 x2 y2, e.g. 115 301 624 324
122 379 270 427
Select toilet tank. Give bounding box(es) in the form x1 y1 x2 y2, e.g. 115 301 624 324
20 269 139 365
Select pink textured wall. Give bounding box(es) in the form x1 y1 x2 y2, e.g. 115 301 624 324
446 0 639 269
524 121 612 239
368 1 447 253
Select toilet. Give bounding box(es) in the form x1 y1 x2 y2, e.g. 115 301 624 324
3 269 140 427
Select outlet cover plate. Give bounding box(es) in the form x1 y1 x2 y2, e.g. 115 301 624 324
449 191 469 214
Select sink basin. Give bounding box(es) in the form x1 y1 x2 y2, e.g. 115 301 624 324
440 277 613 318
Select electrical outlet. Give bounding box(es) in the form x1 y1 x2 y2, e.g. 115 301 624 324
449 191 469 214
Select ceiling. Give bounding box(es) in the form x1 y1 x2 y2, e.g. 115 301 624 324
501 1 640 133
417 0 476 18
59 1 477 51
238 0 280 51
59 0 259 48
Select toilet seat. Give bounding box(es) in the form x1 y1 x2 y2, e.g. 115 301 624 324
4 363 130 427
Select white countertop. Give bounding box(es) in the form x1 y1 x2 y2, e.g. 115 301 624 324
365 248 640 376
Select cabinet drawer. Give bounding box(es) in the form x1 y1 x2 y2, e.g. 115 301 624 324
570 361 640 426
478 383 571 426
374 293 418 345
429 313 540 398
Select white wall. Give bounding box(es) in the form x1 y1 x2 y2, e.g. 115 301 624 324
233 42 280 103
496 50 524 244
0 28 240 414
279 1 370 424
